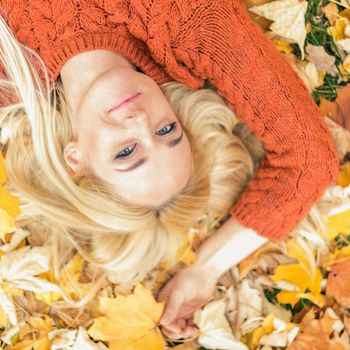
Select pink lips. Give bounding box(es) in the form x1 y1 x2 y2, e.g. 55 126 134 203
107 92 141 113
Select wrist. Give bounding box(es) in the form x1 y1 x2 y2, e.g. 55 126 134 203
191 216 269 278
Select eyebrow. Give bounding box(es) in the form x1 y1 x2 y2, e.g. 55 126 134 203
116 130 184 172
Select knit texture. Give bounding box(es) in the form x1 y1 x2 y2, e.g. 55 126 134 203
0 0 340 240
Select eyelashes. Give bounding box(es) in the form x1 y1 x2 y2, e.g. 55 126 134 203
114 121 178 160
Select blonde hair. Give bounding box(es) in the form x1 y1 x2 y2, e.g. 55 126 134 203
0 16 258 286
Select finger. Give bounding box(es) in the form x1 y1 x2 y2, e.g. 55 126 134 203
183 326 199 338
159 291 184 325
160 326 185 340
175 318 186 330
160 321 181 333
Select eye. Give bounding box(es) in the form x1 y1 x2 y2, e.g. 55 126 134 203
115 143 137 160
156 122 177 136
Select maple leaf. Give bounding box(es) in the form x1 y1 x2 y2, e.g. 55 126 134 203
326 257 350 308
287 309 346 350
305 44 338 76
88 283 165 350
249 0 308 59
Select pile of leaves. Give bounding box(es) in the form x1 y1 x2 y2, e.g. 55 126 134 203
0 0 350 349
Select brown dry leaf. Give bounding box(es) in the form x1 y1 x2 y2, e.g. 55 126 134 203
287 309 346 350
326 257 350 308
239 242 279 279
319 81 350 132
323 3 339 25
306 44 338 76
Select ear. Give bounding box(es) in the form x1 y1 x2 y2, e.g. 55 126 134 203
63 141 82 175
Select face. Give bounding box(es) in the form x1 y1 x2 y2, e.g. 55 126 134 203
64 65 193 207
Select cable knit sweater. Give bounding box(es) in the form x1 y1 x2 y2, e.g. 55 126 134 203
0 0 339 241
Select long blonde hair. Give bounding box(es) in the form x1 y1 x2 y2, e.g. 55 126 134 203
0 16 258 285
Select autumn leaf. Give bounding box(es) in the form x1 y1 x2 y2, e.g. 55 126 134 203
326 209 350 240
0 246 62 325
249 0 308 59
239 242 279 279
337 163 350 188
49 326 108 350
193 299 248 350
287 309 346 350
305 44 338 76
326 257 350 308
251 314 298 348
319 84 350 132
88 283 165 350
272 238 325 307
0 208 16 241
6 316 53 350
323 3 339 25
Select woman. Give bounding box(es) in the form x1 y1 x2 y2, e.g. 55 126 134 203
0 0 339 339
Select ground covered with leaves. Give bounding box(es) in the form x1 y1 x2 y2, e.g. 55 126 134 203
1 0 350 349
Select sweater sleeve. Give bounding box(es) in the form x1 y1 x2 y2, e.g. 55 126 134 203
183 0 339 241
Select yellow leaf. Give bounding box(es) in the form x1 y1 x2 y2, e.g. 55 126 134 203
337 162 350 188
328 17 348 41
286 237 315 273
88 283 165 350
273 264 324 307
176 234 196 265
7 316 53 350
109 328 164 350
327 245 350 266
0 186 20 219
272 39 293 54
6 337 50 350
0 305 8 328
252 314 275 345
327 210 350 240
0 208 16 241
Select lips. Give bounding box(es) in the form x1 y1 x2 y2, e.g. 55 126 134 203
107 92 141 113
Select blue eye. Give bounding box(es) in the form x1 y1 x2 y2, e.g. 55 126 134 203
115 143 137 160
156 122 177 136
114 122 177 160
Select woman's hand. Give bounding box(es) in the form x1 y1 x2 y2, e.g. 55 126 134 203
157 263 219 340
157 217 268 339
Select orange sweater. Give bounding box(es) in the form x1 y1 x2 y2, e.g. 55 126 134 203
0 0 339 241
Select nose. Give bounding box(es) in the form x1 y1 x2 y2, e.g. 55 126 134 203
120 109 155 145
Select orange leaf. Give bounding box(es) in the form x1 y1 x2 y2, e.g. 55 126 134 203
319 85 350 132
326 257 350 308
287 309 345 350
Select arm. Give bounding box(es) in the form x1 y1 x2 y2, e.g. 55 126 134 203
191 216 268 277
183 0 339 241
